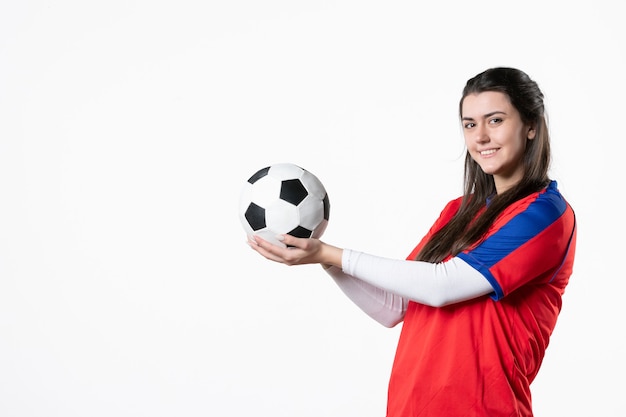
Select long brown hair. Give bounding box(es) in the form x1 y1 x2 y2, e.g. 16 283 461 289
415 67 551 263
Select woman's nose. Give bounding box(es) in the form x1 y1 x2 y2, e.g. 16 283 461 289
474 125 489 143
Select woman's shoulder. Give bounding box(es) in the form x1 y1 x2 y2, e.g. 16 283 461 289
441 195 465 215
499 181 574 229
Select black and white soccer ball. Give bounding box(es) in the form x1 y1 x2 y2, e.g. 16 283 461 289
239 163 330 247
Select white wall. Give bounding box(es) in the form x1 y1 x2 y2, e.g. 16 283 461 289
1 1 623 416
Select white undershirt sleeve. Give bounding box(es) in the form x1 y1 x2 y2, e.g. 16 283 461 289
342 249 495 308
324 265 408 328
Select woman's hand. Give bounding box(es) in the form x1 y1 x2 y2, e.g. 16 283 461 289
247 234 342 268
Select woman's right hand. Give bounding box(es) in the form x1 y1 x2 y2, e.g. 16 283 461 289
247 234 343 268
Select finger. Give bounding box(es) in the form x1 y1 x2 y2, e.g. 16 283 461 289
278 234 308 249
248 239 283 263
248 235 289 263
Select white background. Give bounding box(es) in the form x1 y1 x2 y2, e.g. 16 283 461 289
1 1 624 416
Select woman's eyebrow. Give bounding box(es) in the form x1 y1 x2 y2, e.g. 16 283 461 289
462 110 507 121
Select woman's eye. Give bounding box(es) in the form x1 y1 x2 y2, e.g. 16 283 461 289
464 122 475 129
489 118 502 124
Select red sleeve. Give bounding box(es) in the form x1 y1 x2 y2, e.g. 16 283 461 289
457 185 577 300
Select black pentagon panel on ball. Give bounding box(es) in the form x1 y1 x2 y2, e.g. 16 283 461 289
247 166 270 184
280 179 308 205
244 202 266 231
288 225 314 239
322 193 330 220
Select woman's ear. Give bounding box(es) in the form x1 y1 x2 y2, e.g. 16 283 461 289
527 125 537 140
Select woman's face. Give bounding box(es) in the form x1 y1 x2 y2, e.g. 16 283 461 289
461 91 535 193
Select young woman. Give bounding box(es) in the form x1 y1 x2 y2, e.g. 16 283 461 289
247 67 577 417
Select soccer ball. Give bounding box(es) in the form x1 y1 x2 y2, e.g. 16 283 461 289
239 163 330 247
